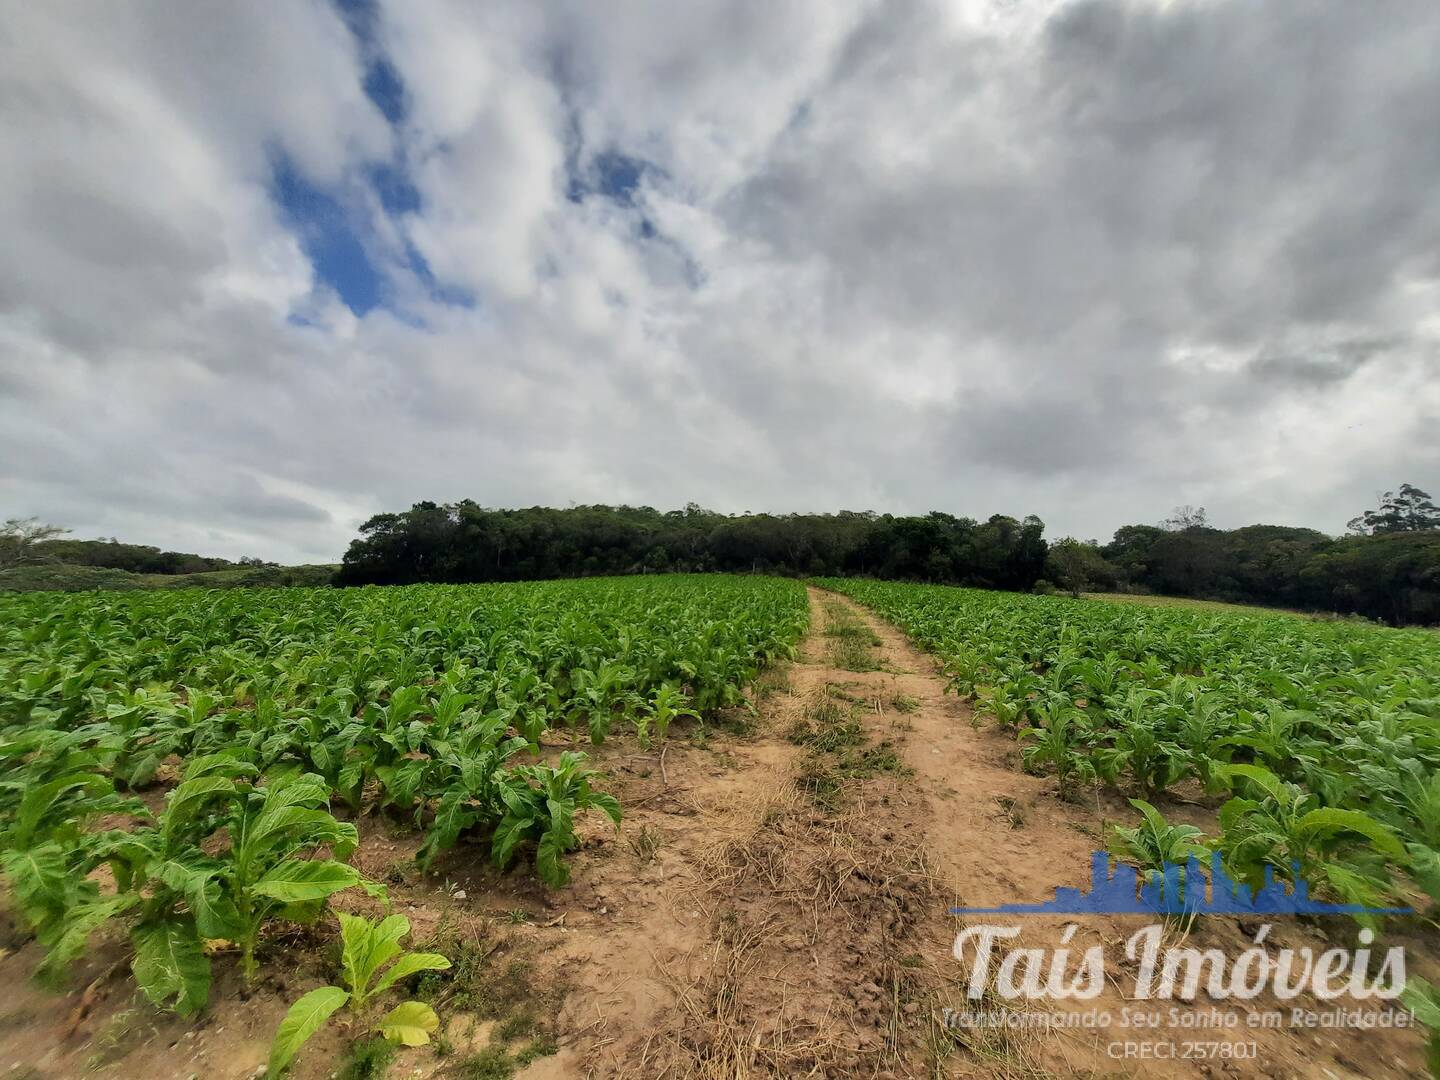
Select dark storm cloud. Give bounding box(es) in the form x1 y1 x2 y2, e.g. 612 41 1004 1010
1 0 1438 561
1249 336 1406 387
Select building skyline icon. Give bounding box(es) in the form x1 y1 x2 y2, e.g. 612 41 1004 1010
950 851 1412 917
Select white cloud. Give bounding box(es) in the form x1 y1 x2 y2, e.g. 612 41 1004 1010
2 0 1438 563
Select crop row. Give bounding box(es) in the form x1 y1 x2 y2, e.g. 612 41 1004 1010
815 578 1440 926
0 575 809 1019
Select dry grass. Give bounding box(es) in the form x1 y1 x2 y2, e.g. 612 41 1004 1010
656 735 949 1078
823 600 884 672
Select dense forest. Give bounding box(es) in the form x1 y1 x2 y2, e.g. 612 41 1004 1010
336 502 1050 591
1068 524 1440 626
1047 486 1440 625
336 487 1440 625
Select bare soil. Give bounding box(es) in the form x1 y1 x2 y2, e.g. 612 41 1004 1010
0 586 1432 1078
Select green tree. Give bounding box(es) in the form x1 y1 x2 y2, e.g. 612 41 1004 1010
1348 483 1440 535
1045 537 1115 598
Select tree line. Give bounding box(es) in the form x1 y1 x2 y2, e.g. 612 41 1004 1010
1 519 278 575
1044 486 1440 625
9 482 1437 624
338 487 1439 625
336 502 1049 591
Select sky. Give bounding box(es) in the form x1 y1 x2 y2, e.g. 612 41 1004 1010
2 0 1438 564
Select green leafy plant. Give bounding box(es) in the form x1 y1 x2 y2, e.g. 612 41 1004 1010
1402 976 1440 1078
267 912 450 1076
412 719 529 872
1018 701 1095 800
1093 690 1189 800
28 756 378 1014
492 751 622 886
1108 798 1211 893
1215 764 1406 923
635 682 699 747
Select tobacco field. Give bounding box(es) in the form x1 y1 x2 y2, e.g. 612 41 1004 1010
818 578 1440 924
0 575 808 1067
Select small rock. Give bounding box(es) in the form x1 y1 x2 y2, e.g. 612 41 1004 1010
452 889 466 900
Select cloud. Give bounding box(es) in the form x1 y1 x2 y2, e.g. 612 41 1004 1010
2 0 1439 563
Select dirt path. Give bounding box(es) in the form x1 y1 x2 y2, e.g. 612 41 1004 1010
534 585 946 1077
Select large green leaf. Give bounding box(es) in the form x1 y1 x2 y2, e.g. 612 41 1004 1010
132 917 211 1016
252 859 360 903
535 825 571 888
372 952 451 996
1408 843 1440 904
0 843 70 927
1296 808 1406 859
1217 763 1288 802
339 912 409 1001
153 859 241 940
163 776 237 837
489 813 534 871
267 985 349 1076
417 789 479 871
36 894 136 981
247 806 348 850
1406 978 1440 1028
587 791 622 826
11 773 111 846
377 1000 439 1046
179 751 256 781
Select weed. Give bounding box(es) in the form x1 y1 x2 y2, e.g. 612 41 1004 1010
495 1009 537 1042
790 697 865 751
82 1007 147 1070
821 602 884 671
337 1036 398 1080
795 753 844 812
516 1034 559 1064
797 718 864 753
432 1029 455 1058
452 1046 514 1080
822 606 881 646
994 795 1026 829
754 667 793 699
829 636 881 672
836 741 910 779
626 823 662 863
890 693 920 714
712 708 758 737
